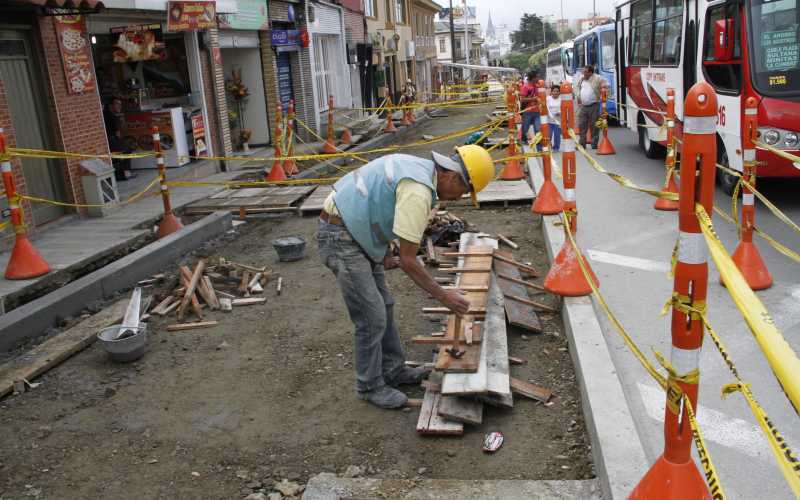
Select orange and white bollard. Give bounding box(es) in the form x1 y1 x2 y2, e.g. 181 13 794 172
266 103 287 182
500 115 524 180
153 126 184 239
322 95 338 154
532 84 565 215
283 100 299 176
384 94 397 133
543 82 598 297
399 95 412 126
596 88 615 155
0 129 51 279
729 97 772 290
654 88 680 211
630 82 718 500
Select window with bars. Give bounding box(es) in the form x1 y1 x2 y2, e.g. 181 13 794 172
313 35 344 111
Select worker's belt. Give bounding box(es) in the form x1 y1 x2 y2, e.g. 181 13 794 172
319 210 344 226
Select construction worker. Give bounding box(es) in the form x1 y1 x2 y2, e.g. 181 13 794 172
316 146 494 409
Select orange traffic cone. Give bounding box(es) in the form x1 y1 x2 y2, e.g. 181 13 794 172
532 85 565 215
151 126 183 239
401 109 412 126
630 458 712 500
655 89 679 211
500 131 524 180
654 174 680 211
266 132 286 182
322 95 338 154
596 90 615 155
543 235 598 296
384 95 397 133
731 240 773 289
341 126 353 146
283 100 299 175
5 234 51 280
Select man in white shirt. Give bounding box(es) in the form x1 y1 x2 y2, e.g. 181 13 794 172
575 65 607 149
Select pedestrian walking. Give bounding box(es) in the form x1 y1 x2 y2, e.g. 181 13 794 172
316 147 495 409
520 71 541 142
547 85 562 151
576 65 608 149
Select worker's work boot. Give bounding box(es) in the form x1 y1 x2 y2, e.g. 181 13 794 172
358 386 408 409
386 366 431 387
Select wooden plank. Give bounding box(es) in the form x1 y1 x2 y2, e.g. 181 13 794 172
405 398 424 408
179 266 204 320
497 234 519 250
232 297 267 306
411 323 483 345
166 321 219 332
178 260 205 321
503 293 558 313
195 276 219 310
202 276 220 309
482 273 513 400
422 306 485 315
492 253 539 277
437 395 483 425
439 267 493 273
0 299 128 398
493 250 542 333
510 377 553 403
299 185 333 214
508 356 527 365
496 272 546 291
441 285 489 292
416 371 463 435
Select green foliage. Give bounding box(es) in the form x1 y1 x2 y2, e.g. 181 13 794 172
560 27 576 42
528 46 553 75
511 13 559 51
504 51 534 72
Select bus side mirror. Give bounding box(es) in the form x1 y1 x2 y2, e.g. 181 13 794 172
714 19 735 60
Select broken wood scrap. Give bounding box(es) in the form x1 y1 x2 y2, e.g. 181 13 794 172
510 377 553 403
166 321 219 332
232 297 267 306
405 398 424 408
508 356 526 365
276 277 283 295
178 266 204 320
497 234 519 250
503 294 558 313
422 306 485 315
496 272 546 291
151 296 175 316
437 395 483 425
492 252 539 277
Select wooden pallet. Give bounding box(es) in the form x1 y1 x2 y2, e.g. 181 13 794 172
299 185 334 214
439 180 534 208
184 185 315 215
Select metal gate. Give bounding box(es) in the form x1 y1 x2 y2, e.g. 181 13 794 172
0 28 66 225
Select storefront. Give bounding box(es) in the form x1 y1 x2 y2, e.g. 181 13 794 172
307 0 349 133
218 0 270 149
87 6 218 168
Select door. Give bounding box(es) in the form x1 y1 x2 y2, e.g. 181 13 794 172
0 28 66 225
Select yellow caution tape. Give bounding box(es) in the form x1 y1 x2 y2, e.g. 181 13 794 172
754 140 800 165
9 147 154 161
696 205 800 414
568 129 679 201
19 176 161 209
293 117 369 165
684 396 728 499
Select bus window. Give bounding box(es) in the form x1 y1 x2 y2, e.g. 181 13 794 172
564 48 575 75
652 0 683 65
575 41 587 68
548 49 561 68
703 2 742 92
601 30 616 70
631 0 654 65
588 35 599 66
748 0 799 97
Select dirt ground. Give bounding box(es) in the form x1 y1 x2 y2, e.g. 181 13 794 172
0 104 594 500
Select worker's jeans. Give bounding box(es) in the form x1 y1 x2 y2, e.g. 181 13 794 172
316 220 405 393
521 111 541 140
550 124 562 151
577 102 600 148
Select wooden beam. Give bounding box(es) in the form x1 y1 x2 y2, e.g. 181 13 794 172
510 377 553 403
508 356 527 365
166 321 219 332
496 272 546 291
503 293 558 313
439 267 493 273
441 285 489 292
179 265 204 320
421 307 485 315
492 253 539 276
232 297 267 306
497 233 519 250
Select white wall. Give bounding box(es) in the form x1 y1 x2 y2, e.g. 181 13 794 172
221 48 269 145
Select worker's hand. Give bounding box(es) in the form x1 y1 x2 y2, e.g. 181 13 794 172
440 289 470 316
383 254 400 270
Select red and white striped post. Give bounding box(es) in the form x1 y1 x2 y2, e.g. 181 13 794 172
631 82 718 499
0 129 50 279
266 102 287 182
543 82 598 297
152 126 183 239
322 95 337 154
532 81 564 215
729 97 772 289
283 100 299 176
596 87 616 155
654 88 680 211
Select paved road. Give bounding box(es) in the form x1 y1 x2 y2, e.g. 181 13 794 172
563 126 799 499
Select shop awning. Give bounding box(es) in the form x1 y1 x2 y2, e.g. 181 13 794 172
13 0 104 8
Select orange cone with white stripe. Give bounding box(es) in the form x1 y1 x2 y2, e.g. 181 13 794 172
500 117 524 180
266 103 287 182
283 100 299 176
384 95 397 133
532 85 564 215
630 82 718 500
596 89 615 155
152 127 183 238
654 89 680 211
543 82 598 296
322 95 338 154
728 97 772 290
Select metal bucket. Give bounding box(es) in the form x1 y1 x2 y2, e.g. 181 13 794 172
272 236 307 262
97 324 148 363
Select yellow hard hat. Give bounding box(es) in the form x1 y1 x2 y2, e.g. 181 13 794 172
455 144 494 206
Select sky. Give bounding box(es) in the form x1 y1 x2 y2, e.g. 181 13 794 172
464 0 615 30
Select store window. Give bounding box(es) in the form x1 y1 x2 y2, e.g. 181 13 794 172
364 0 375 17
439 37 446 53
703 2 742 92
396 0 407 24
314 35 344 111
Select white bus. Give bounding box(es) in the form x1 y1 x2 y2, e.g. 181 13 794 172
615 0 800 193
546 41 575 86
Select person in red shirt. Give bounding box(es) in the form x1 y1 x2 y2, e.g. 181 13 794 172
520 71 541 145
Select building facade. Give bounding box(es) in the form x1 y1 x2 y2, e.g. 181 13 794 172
365 0 413 104
409 0 439 99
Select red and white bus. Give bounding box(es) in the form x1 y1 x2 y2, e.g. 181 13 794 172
614 0 800 193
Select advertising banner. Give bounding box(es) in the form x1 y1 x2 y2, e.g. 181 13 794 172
110 24 166 63
166 1 217 31
54 15 96 94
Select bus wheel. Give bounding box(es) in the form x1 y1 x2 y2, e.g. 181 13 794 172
717 147 738 196
638 116 665 159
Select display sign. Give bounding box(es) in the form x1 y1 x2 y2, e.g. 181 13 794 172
120 111 175 151
166 1 217 31
276 52 294 110
217 0 268 30
762 29 799 71
191 112 208 157
110 24 166 62
53 15 96 95
271 29 300 46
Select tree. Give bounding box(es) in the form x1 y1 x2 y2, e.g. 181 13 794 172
560 27 576 42
528 46 552 76
504 51 533 72
511 14 559 52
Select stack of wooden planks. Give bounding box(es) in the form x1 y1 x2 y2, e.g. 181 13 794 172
149 257 273 331
415 232 555 435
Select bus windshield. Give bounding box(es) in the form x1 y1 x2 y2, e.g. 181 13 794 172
748 0 800 96
601 30 616 70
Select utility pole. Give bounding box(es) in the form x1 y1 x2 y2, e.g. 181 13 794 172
463 0 470 80
449 0 456 73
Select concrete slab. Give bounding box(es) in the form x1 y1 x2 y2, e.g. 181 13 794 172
302 473 603 500
527 149 649 500
0 211 232 352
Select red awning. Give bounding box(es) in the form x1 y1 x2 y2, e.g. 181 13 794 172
14 0 104 8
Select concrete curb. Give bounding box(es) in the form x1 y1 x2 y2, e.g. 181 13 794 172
0 211 232 352
526 152 648 500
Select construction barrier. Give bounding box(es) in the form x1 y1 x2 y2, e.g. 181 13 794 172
152 126 183 239
729 97 772 290
0 129 51 279
322 95 338 154
596 88 615 155
282 100 299 176
542 82 598 297
654 88 680 211
531 83 565 215
266 102 287 182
